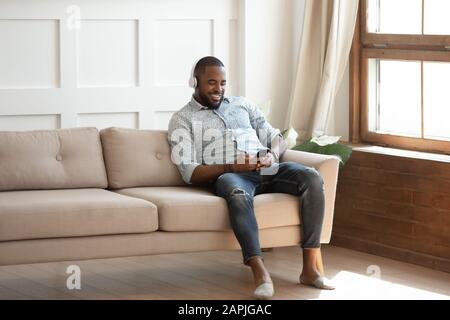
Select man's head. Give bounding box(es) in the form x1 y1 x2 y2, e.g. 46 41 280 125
191 56 226 110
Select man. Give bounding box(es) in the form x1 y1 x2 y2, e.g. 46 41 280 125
168 56 335 299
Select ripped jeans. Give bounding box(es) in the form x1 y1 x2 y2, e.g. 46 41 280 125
214 162 325 264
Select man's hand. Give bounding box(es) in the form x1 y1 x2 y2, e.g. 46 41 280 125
230 153 261 173
257 153 275 168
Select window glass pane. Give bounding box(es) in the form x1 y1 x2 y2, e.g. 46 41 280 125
367 59 379 132
367 0 422 34
424 0 450 35
423 62 450 141
368 59 422 137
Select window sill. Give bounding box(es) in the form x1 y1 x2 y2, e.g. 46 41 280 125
341 142 450 164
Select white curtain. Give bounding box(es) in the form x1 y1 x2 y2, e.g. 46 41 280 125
285 0 359 142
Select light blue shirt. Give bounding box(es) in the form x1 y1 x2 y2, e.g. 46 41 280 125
168 96 281 184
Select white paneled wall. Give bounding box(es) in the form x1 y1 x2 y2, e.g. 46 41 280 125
0 0 343 136
0 19 60 89
77 19 139 88
0 114 61 131
0 0 239 131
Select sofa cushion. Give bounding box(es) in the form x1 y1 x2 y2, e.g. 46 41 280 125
0 127 108 191
100 127 185 189
115 187 301 232
0 189 158 241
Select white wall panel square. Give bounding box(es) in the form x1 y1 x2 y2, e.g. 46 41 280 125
77 20 138 88
153 111 175 130
77 112 139 129
0 114 60 131
0 19 59 89
228 19 239 94
154 20 213 86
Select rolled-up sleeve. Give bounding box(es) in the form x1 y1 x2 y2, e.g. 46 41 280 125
244 99 281 148
168 115 201 184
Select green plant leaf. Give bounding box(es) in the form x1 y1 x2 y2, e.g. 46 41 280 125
293 140 352 168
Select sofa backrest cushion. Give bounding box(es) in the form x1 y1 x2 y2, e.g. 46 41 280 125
0 127 108 191
100 127 185 189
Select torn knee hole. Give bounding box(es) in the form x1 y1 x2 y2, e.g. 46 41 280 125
231 189 249 197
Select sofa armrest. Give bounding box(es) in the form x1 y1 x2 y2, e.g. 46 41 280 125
280 149 340 244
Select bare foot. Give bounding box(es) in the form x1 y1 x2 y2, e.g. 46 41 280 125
299 269 322 286
246 257 274 299
247 257 272 285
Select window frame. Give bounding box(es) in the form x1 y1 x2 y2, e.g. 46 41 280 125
350 0 450 155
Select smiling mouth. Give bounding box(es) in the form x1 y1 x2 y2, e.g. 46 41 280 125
210 94 222 102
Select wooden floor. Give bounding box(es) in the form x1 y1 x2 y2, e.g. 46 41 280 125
0 245 449 300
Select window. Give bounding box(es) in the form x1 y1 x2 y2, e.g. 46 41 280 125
350 0 450 154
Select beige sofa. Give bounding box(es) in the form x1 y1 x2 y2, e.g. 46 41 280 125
0 127 340 266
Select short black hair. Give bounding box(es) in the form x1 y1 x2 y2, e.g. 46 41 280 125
194 56 225 78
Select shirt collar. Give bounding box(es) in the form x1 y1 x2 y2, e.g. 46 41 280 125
190 95 230 111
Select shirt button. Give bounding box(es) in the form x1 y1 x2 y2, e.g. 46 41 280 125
155 153 163 160
56 155 63 161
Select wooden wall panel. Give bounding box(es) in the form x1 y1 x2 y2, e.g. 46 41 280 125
332 150 450 273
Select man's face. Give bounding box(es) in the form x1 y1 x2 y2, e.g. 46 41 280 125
194 66 226 110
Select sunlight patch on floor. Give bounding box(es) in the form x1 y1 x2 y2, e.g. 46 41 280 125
316 271 450 300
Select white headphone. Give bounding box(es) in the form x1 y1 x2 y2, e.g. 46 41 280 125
188 58 201 89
